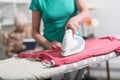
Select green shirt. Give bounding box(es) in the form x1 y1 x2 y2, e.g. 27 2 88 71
30 0 81 43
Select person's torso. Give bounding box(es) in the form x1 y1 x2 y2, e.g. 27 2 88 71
38 0 78 43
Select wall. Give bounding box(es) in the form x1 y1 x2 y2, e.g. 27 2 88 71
0 2 30 32
89 0 120 37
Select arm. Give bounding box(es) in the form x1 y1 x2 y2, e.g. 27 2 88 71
32 10 61 49
66 0 90 34
32 10 50 48
76 0 90 23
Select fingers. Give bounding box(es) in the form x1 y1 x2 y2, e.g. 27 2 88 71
55 41 62 48
48 41 62 49
66 22 79 34
66 23 77 34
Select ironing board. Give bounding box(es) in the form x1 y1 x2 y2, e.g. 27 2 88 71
0 36 120 80
0 52 119 80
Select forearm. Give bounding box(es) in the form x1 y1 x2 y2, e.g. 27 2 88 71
65 0 90 34
76 0 90 24
32 32 51 48
77 10 90 24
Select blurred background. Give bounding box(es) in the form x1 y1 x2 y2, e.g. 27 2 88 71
0 0 120 80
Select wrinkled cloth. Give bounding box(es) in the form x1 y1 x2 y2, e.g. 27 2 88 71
18 36 120 66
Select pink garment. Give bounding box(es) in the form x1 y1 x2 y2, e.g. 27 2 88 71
18 36 120 66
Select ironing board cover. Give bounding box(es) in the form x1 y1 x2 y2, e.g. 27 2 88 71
18 36 120 66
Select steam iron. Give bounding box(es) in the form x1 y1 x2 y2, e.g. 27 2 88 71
61 29 85 56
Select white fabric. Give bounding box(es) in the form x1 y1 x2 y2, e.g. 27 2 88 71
0 52 118 80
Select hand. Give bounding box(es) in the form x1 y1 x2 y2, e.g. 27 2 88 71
47 41 62 49
65 15 80 34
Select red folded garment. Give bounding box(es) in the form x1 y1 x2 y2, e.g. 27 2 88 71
18 36 120 66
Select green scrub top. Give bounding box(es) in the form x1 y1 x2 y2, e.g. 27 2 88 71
29 0 81 43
